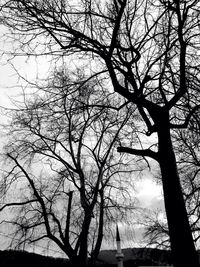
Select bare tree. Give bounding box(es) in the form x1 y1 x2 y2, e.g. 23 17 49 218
143 122 200 250
1 69 137 267
1 0 200 265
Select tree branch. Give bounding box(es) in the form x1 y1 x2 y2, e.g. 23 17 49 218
170 105 200 129
117 146 158 161
0 199 38 212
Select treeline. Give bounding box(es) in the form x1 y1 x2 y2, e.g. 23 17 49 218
0 250 67 267
0 248 173 267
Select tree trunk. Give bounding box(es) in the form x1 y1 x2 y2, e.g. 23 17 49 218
157 118 199 266
78 236 88 267
75 211 93 267
69 248 88 267
90 190 104 266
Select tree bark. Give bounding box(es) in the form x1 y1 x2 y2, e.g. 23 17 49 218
157 114 199 266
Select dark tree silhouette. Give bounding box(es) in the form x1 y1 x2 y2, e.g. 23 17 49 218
143 122 200 249
1 0 200 266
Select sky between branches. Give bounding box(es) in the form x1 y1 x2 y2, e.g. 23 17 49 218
0 27 164 253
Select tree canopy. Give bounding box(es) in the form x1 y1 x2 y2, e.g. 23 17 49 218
0 66 138 267
1 0 200 266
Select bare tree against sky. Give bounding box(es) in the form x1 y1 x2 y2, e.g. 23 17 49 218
1 0 200 266
0 68 137 267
